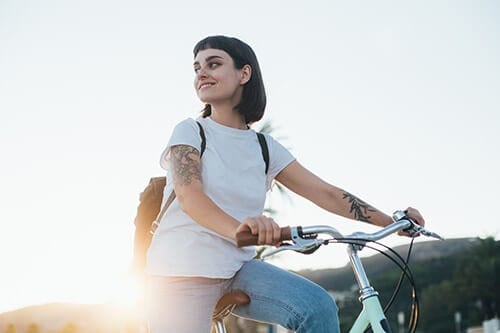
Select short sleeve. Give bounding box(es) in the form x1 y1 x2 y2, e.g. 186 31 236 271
264 134 296 189
159 118 203 170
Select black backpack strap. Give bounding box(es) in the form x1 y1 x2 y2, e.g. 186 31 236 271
256 132 269 174
196 121 207 157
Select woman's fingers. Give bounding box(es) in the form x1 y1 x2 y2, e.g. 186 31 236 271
397 206 426 237
406 206 425 227
240 216 281 245
258 216 274 245
271 220 282 244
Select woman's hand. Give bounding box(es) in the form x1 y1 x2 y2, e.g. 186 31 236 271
405 207 425 227
398 206 426 237
236 216 282 245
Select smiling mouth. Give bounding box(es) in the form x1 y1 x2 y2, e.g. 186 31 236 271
199 82 215 90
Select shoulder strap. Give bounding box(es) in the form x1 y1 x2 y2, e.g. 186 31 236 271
196 121 206 157
151 121 207 233
256 132 269 174
150 189 176 234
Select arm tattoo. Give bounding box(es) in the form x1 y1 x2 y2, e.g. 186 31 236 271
170 145 201 186
342 192 376 223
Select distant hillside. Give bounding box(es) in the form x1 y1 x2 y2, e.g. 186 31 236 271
0 303 143 333
297 237 479 291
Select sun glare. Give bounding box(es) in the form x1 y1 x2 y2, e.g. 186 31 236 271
108 275 142 309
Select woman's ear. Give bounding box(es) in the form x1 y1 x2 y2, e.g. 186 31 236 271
240 64 252 85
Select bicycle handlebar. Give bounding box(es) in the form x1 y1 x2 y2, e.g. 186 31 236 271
235 211 443 251
235 211 444 332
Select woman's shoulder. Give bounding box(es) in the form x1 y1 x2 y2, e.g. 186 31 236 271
258 131 294 160
177 117 199 126
257 131 279 147
173 117 201 132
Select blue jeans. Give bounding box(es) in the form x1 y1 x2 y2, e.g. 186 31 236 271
147 260 340 332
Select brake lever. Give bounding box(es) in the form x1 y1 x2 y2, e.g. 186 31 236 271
393 210 444 241
261 238 324 259
297 241 323 254
261 243 293 259
412 225 444 240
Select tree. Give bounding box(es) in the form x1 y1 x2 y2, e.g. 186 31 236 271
417 237 500 332
419 280 461 333
26 323 40 333
59 323 78 333
454 237 500 320
4 323 16 333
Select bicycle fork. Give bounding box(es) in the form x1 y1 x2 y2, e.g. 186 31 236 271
347 244 392 333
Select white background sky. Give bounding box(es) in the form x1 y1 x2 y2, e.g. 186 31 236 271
1 0 499 314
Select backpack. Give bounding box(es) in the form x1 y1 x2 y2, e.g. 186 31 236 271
132 121 270 275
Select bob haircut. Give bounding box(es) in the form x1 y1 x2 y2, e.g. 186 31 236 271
193 35 267 125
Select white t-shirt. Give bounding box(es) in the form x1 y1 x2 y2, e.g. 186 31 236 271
146 117 295 278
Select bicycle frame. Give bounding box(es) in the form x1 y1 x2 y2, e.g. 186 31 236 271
348 243 392 333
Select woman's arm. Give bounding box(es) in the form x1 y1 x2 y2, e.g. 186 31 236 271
275 160 425 227
170 144 240 239
170 144 281 244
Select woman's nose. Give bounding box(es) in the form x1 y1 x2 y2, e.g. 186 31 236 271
196 67 208 79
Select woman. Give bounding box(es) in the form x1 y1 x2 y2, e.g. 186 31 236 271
146 35 425 333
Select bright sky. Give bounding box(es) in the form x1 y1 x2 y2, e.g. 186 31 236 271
1 0 499 314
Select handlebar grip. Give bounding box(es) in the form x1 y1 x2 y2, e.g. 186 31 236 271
236 226 292 247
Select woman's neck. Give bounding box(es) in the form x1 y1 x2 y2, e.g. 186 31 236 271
210 107 247 130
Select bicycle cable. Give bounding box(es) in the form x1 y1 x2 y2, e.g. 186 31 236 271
328 238 419 332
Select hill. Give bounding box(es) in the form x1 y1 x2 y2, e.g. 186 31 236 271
297 237 478 291
0 303 143 333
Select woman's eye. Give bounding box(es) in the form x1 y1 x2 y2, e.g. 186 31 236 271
194 62 220 74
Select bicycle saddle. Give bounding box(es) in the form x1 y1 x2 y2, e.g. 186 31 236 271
212 291 250 322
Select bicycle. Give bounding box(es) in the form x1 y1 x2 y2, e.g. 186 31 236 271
222 210 444 333
212 290 250 333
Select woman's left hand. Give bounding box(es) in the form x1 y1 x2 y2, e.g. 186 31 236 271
405 206 425 227
398 206 426 237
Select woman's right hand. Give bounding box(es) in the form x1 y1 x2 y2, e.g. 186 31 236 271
236 216 282 245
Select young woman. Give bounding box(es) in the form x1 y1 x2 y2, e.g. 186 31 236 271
146 35 425 333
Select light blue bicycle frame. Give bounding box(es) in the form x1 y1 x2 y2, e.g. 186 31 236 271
348 244 392 333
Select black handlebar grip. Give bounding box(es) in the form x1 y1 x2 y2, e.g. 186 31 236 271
236 226 292 247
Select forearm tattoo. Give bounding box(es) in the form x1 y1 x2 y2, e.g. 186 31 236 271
342 192 376 223
170 145 201 186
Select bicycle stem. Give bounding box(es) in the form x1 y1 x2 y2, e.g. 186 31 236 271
348 244 379 301
348 244 395 332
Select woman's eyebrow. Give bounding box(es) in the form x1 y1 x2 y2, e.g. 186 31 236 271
193 55 224 66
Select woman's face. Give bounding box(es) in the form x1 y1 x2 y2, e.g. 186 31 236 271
193 48 249 107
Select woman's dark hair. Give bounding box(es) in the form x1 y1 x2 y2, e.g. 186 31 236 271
193 35 266 124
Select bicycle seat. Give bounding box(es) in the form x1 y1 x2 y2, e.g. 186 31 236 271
212 291 250 322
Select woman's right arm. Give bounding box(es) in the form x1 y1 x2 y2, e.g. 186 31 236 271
170 144 281 244
170 144 240 239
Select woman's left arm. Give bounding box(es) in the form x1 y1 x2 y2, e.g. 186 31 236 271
275 160 425 228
